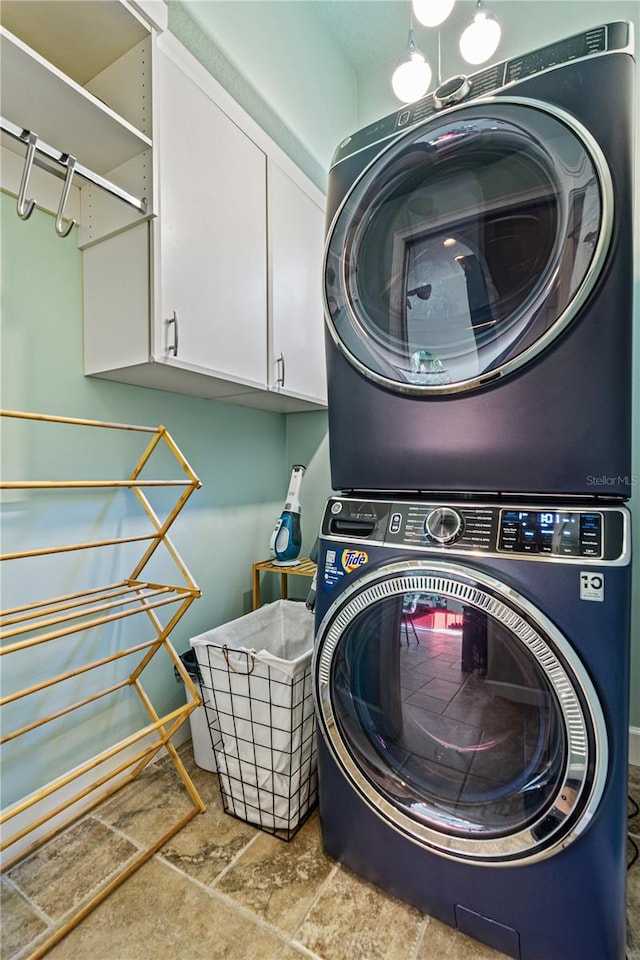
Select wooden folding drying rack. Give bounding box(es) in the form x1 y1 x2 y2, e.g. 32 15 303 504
0 410 206 959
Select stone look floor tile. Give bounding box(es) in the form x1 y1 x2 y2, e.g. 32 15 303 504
276 948 315 960
5 818 138 922
214 813 333 935
417 917 508 959
3 752 638 960
95 761 197 848
45 857 286 960
157 788 258 886
154 750 216 804
160 751 263 885
1 879 48 960
293 865 424 960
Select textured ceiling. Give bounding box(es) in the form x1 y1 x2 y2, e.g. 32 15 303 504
310 1 417 71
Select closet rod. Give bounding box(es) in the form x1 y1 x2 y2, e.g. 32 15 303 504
1 116 147 215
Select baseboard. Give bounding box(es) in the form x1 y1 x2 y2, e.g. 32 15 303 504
630 726 640 767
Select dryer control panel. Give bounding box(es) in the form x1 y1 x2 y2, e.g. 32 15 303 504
330 22 631 168
323 498 629 564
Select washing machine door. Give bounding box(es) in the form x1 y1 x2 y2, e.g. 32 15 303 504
314 560 607 864
324 99 612 394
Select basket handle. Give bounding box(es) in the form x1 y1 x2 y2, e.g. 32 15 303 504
222 644 256 675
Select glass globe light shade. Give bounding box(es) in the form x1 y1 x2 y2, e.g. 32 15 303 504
392 52 432 102
412 0 456 28
459 10 501 64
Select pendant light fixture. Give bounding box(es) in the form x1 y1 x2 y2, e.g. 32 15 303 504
412 0 456 28
391 23 432 103
459 0 502 64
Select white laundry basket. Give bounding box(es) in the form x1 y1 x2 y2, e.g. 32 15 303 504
190 600 317 839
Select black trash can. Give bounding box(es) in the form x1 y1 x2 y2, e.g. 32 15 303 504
174 650 218 773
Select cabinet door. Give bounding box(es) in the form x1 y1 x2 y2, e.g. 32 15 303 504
268 160 327 404
157 47 267 386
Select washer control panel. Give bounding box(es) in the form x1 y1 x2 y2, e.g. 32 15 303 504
323 498 628 563
329 23 630 168
398 503 494 552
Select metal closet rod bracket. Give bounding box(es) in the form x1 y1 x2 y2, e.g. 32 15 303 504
1 117 148 228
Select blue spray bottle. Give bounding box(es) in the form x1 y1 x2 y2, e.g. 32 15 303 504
270 464 306 564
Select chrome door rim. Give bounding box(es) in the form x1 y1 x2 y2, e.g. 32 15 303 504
314 559 608 865
323 96 614 396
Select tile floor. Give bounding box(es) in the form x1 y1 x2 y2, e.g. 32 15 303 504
2 746 639 960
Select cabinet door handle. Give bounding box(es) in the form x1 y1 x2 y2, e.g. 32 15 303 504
168 311 179 356
276 352 285 388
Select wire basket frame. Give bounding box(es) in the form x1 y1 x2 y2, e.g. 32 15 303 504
197 642 317 841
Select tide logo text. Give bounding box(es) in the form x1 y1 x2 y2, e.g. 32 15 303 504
342 549 369 573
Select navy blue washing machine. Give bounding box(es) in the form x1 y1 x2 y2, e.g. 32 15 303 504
323 22 635 498
313 495 631 960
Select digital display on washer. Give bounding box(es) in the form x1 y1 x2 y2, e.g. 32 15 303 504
499 510 602 557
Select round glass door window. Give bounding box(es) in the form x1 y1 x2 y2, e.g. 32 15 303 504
324 100 612 393
314 562 606 864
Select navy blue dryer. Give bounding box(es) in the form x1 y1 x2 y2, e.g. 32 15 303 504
313 495 631 960
323 22 634 497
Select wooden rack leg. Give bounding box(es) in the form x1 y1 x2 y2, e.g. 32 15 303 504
252 564 261 610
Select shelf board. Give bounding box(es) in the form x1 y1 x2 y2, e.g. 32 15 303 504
0 26 151 174
0 0 149 86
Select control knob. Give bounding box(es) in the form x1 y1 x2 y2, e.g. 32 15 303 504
424 506 464 544
433 75 471 109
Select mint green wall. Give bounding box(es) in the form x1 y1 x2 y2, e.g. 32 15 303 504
170 0 358 191
0 194 289 806
286 411 332 579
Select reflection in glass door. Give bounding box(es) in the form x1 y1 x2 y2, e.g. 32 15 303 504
325 102 611 393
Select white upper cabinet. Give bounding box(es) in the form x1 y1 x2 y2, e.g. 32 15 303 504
268 159 327 405
156 46 268 389
84 32 327 410
2 3 327 411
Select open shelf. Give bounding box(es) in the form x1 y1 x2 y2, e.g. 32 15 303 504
1 27 151 174
0 0 150 85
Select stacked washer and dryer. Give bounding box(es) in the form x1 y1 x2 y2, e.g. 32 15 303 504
312 21 634 960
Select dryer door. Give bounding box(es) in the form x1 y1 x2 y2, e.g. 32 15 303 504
324 99 612 394
314 560 607 864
